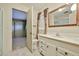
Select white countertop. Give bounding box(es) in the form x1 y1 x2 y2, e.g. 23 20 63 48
39 34 79 46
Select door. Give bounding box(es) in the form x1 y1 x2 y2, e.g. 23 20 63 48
26 7 33 52
12 7 33 52
0 4 33 55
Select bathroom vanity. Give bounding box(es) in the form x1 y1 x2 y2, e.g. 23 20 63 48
37 3 79 56
38 34 79 56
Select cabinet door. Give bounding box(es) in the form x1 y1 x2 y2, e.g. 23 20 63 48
56 47 66 56
56 52 64 56
65 50 79 56
56 47 78 56
46 43 56 56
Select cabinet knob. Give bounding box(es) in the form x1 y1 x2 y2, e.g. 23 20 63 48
47 45 49 48
65 52 68 55
56 48 58 51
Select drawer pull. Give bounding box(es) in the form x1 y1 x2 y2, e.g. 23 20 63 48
47 45 49 48
65 52 68 55
56 48 58 51
40 51 44 56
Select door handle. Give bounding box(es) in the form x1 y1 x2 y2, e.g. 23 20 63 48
56 48 58 51
65 52 68 55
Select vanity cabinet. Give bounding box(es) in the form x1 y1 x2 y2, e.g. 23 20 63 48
56 47 77 56
39 40 56 56
38 35 79 56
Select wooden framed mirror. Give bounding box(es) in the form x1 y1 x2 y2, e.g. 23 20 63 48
36 8 48 39
48 3 79 27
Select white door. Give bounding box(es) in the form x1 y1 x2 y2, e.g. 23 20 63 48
12 7 33 52
26 7 33 52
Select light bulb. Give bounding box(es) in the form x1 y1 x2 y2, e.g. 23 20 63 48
71 4 76 11
58 9 62 11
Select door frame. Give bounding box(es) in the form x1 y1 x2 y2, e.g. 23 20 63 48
11 7 32 51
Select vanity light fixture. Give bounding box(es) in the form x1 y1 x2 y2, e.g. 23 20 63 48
71 4 76 11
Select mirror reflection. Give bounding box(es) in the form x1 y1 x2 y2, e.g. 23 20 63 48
48 4 77 27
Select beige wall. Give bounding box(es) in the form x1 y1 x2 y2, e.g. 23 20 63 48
0 9 3 55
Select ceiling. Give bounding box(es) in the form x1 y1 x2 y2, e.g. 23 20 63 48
12 9 27 20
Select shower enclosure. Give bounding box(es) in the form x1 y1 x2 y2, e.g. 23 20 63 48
12 19 26 38
12 9 27 50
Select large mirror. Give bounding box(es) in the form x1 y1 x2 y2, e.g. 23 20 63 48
48 4 78 27
36 8 48 39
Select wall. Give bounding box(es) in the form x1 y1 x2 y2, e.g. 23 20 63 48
0 9 3 55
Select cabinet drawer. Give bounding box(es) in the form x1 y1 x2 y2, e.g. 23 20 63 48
39 40 56 56
65 50 79 56
57 47 66 56
56 52 64 56
39 36 79 56
57 47 79 56
40 48 47 56
39 40 48 50
46 44 56 56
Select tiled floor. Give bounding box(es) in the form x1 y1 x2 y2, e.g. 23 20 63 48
12 37 26 50
5 47 41 56
6 37 41 56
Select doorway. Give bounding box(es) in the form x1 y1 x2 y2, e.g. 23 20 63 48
12 9 27 50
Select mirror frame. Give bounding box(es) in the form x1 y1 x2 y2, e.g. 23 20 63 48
36 8 48 39
48 4 79 27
